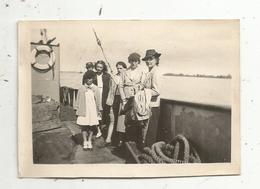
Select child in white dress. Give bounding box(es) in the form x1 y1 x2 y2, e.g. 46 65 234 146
75 70 102 150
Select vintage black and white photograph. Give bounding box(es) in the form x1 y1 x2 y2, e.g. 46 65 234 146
18 20 240 177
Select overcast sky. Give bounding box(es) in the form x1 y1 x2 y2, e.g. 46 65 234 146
31 20 239 75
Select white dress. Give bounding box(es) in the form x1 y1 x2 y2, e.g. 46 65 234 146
76 89 99 126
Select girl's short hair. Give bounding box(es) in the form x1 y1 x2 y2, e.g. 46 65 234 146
128 52 141 63
95 60 108 72
85 62 94 69
116 61 127 69
82 70 96 84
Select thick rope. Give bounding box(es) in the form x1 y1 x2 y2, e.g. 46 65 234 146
138 153 154 163
138 134 200 164
152 142 176 163
143 147 165 163
170 135 190 163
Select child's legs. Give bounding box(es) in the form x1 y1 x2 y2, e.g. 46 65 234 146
87 126 97 141
87 126 95 149
81 126 88 143
88 130 93 141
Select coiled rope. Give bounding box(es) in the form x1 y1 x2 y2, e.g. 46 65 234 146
138 134 201 164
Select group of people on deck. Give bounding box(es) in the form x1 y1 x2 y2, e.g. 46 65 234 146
75 49 161 151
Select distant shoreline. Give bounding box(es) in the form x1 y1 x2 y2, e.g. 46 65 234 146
163 73 232 79
60 71 232 79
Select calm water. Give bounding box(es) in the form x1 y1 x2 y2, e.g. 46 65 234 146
60 71 231 107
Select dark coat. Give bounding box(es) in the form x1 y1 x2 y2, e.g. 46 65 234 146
93 72 111 125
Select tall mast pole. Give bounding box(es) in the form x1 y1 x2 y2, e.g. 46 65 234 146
93 28 114 75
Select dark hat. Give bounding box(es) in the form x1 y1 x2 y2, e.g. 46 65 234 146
128 52 141 62
142 49 161 61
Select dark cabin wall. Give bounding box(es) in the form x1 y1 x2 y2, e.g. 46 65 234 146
158 99 231 163
31 44 60 102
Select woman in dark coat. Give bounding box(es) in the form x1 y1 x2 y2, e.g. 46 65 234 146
93 60 111 138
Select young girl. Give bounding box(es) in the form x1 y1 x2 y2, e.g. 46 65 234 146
75 70 102 150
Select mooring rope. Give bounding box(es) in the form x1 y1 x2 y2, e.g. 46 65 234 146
138 134 201 164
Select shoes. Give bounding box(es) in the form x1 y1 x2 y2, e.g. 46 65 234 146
83 141 93 150
88 141 93 150
105 138 111 144
96 131 102 138
83 141 89 150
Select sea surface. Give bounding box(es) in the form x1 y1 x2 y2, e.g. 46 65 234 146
60 71 231 108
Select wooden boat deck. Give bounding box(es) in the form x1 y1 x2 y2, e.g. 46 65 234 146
33 121 125 164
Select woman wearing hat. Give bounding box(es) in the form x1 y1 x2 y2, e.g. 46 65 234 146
142 49 161 147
